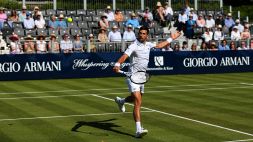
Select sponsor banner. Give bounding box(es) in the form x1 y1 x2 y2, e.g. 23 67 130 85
0 51 252 80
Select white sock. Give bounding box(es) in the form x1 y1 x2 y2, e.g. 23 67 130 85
136 121 142 133
120 98 125 104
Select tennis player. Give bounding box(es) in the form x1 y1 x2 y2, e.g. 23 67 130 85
113 26 181 138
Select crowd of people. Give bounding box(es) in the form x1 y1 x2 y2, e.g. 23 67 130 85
0 1 252 54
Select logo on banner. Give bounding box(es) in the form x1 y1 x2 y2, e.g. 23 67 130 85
154 56 164 66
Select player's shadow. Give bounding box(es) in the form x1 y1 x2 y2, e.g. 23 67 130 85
71 118 134 137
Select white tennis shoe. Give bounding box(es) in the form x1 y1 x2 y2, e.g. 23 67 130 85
135 128 148 138
114 97 125 112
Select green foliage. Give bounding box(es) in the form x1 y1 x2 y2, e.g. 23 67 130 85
0 0 22 9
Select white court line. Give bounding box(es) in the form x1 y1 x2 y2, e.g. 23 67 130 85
0 82 240 95
0 111 153 122
240 83 253 86
0 85 253 100
224 139 253 142
91 94 253 137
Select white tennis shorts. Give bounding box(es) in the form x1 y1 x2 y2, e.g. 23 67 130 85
126 78 144 93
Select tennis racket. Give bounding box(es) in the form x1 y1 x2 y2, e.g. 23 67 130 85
118 70 150 84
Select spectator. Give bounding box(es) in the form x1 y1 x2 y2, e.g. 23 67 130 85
250 40 253 50
184 3 191 16
9 10 19 22
241 26 251 40
32 6 43 20
231 26 241 41
210 41 218 51
104 6 114 21
243 20 250 28
215 14 224 27
108 25 122 42
178 10 188 32
180 41 190 51
23 13 35 29
9 34 22 54
238 41 249 50
99 14 109 29
0 32 8 54
88 34 96 52
200 41 208 51
189 8 198 21
57 14 67 29
185 14 196 39
218 39 230 50
48 15 58 29
235 19 244 33
36 34 47 53
140 7 153 21
154 1 165 25
229 41 237 50
202 26 213 43
0 7 7 30
73 34 84 52
224 13 235 32
196 14 205 28
123 25 136 42
60 33 73 53
114 9 124 22
98 27 108 43
191 43 198 51
48 33 60 53
164 3 173 28
213 24 224 41
19 6 27 22
125 13 140 29
24 35 35 54
140 15 152 28
173 44 180 51
205 14 215 28
34 13 45 29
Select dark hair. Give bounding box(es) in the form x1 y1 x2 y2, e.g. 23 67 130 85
139 26 149 34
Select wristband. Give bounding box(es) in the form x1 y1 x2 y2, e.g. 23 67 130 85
166 38 173 43
115 62 121 67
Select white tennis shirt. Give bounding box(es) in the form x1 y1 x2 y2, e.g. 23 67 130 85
124 40 155 73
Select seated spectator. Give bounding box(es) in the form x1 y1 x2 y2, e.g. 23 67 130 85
57 14 67 29
48 34 60 53
60 33 73 53
235 19 244 33
140 15 152 28
229 41 237 50
189 8 198 21
123 25 136 42
215 14 224 27
213 24 224 41
98 28 108 43
0 7 7 30
8 10 19 23
125 13 140 29
210 41 218 51
185 14 196 39
180 41 190 51
202 26 213 43
224 13 235 32
9 34 22 54
196 14 205 28
73 34 84 52
200 41 208 51
191 43 198 51
184 3 191 16
36 35 47 53
140 7 153 21
154 1 165 23
24 35 35 54
104 6 114 21
114 9 124 22
32 6 43 20
48 15 58 29
0 32 8 54
23 13 35 29
177 10 188 31
205 14 215 28
173 44 180 51
218 39 230 50
19 6 27 22
108 25 122 42
250 40 253 50
88 34 96 52
99 14 109 29
164 3 173 27
243 20 250 28
238 41 249 50
241 26 251 40
231 26 241 41
35 13 45 29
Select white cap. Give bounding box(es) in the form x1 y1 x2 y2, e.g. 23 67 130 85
235 19 240 23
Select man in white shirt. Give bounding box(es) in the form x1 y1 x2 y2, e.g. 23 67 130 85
34 13 45 29
108 25 122 42
205 14 215 28
23 13 35 29
235 19 244 33
105 6 114 21
202 26 213 43
123 25 136 42
140 7 153 21
231 26 241 41
60 33 73 53
113 26 181 138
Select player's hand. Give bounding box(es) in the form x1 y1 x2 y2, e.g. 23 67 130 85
113 66 120 73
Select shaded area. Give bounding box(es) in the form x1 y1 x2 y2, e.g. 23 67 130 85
71 118 135 137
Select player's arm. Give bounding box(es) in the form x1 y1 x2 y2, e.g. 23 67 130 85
113 54 129 73
155 31 181 48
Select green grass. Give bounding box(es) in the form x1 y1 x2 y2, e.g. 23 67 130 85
0 72 253 142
